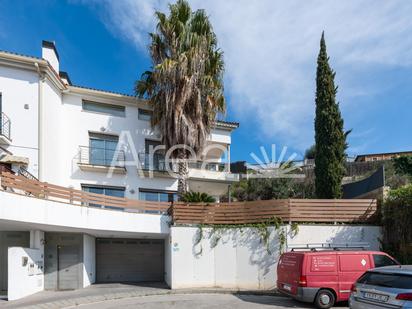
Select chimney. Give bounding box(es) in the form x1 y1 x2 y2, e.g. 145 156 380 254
42 40 59 72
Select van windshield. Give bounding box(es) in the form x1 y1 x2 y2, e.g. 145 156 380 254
358 272 412 289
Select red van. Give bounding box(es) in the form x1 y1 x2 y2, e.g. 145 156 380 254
277 249 399 308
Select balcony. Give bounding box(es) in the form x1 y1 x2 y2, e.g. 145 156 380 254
77 146 126 174
0 112 11 144
138 153 239 182
188 162 239 183
138 153 177 178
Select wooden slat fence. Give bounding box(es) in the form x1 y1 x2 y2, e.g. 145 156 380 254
0 172 170 213
172 199 377 224
0 172 378 223
171 199 290 224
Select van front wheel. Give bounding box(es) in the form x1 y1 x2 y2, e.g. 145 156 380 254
314 289 335 309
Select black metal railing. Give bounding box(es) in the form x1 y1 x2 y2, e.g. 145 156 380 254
18 166 38 181
78 146 126 168
138 153 228 172
0 112 11 141
138 153 176 172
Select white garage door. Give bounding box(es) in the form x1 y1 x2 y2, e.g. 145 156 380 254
96 238 164 283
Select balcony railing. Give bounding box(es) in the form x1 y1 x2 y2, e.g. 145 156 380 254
138 153 229 173
138 153 177 172
78 146 125 168
188 161 228 172
0 112 11 141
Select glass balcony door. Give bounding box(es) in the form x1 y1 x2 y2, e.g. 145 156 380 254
89 133 118 166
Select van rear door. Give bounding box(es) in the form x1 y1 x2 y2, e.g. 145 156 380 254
277 252 303 295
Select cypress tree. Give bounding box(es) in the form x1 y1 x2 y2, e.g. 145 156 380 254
314 32 346 198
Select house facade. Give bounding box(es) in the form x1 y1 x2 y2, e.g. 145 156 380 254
0 40 239 201
0 41 239 299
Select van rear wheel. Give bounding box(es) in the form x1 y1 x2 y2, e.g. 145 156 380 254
314 289 335 309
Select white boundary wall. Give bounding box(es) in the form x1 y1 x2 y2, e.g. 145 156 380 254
169 225 381 290
8 247 44 301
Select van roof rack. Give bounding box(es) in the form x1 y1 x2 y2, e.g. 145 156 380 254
289 243 370 252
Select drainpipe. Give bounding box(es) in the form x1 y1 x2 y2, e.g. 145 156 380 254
34 63 44 181
227 144 231 173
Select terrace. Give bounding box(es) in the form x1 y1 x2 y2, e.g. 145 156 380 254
138 152 239 182
0 172 377 225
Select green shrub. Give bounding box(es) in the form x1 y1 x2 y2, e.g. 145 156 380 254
382 185 412 263
181 191 216 203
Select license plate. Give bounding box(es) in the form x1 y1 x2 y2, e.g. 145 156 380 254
363 292 389 302
283 284 292 291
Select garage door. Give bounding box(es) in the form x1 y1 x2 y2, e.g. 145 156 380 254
96 238 164 283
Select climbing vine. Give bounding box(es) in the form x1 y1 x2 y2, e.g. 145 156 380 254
191 217 299 256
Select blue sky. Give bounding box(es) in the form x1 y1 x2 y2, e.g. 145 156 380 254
0 0 411 163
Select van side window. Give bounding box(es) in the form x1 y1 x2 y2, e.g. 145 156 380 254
373 255 398 268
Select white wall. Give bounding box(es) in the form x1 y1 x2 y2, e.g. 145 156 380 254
41 78 62 181
0 66 39 177
83 234 96 287
286 225 382 249
169 225 382 290
8 247 44 301
0 190 170 236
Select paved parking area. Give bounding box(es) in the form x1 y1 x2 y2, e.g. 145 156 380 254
0 284 349 309
76 294 314 308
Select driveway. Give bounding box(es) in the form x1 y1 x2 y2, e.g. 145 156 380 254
76 294 348 309
0 284 348 309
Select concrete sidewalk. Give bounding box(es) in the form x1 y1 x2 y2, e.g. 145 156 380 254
0 283 280 309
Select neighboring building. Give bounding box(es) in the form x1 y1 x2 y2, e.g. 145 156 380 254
0 41 239 299
355 151 412 162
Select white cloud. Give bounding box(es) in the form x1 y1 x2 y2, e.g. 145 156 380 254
80 0 412 150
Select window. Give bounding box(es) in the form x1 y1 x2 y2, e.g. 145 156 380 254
373 254 398 268
139 189 177 202
357 271 412 289
89 133 119 166
145 139 162 153
142 140 168 171
82 185 125 209
138 109 152 121
82 100 125 117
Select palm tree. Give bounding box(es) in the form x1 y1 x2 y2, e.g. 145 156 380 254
136 0 225 199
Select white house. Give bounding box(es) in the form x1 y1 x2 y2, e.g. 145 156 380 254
0 40 239 201
0 41 239 299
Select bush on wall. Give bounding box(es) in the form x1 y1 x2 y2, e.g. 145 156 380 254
382 184 412 263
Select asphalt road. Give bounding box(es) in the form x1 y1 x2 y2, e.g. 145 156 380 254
75 293 349 309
